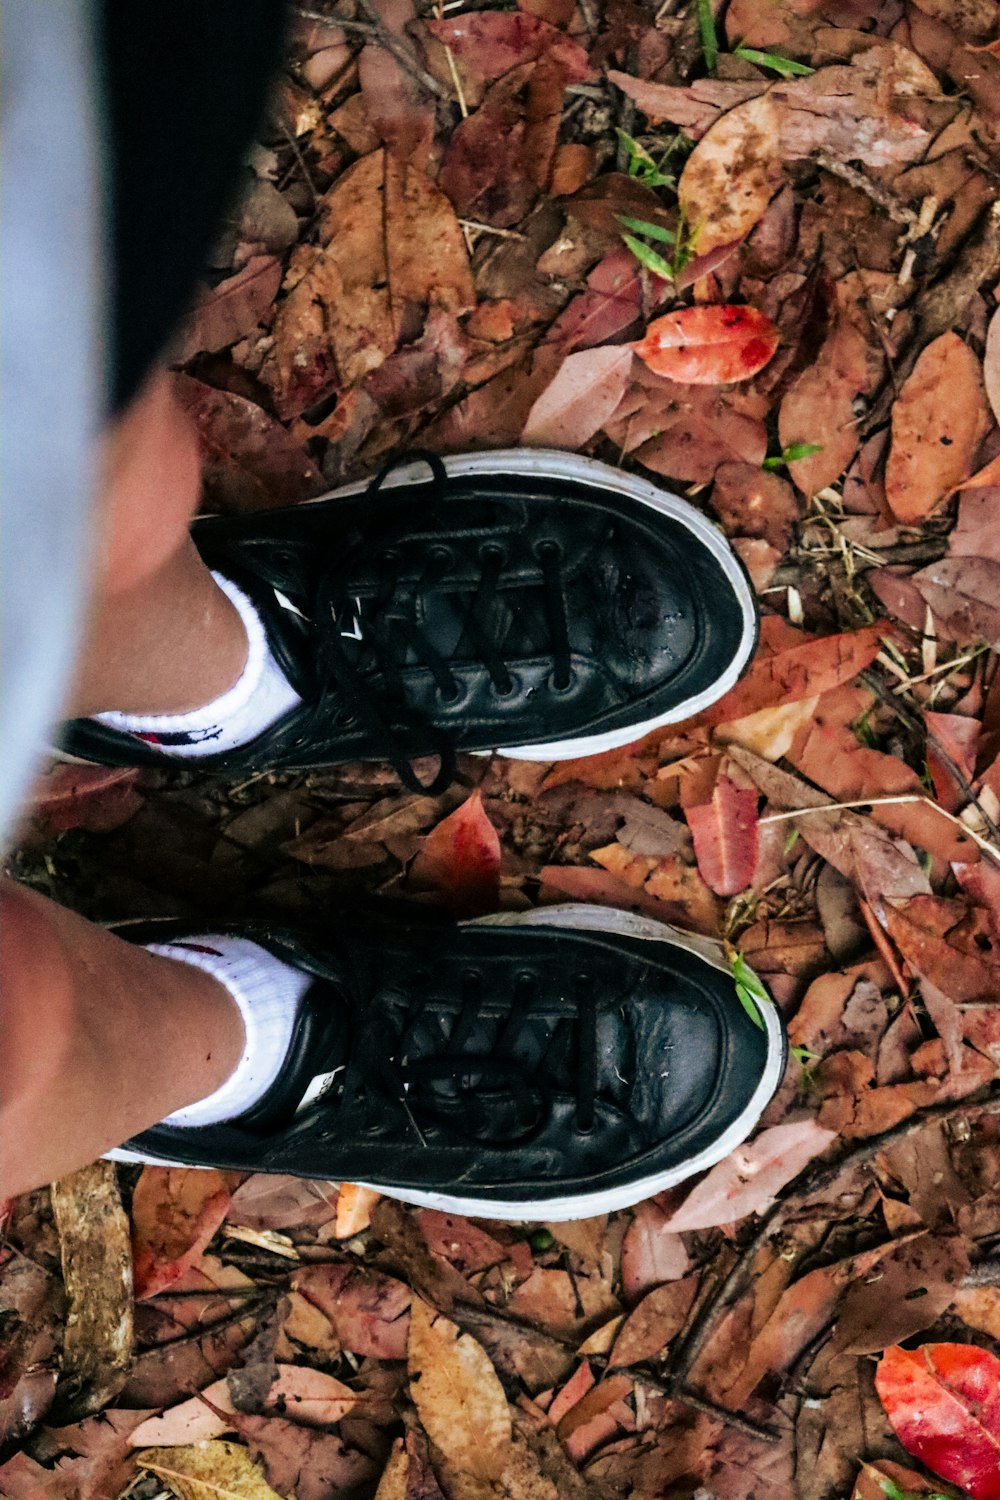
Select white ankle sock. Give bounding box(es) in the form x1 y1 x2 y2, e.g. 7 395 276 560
96 572 302 757
147 935 312 1126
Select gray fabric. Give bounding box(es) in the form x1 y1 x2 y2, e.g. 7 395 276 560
0 0 106 846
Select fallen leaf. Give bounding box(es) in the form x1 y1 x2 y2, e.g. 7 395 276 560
621 1200 691 1300
262 1365 357 1428
634 305 780 385
29 762 143 836
835 1234 969 1354
407 1299 512 1481
876 1343 1000 1500
779 316 884 495
685 774 759 897
138 1440 284 1500
925 709 979 812
172 374 324 513
131 1168 233 1301
129 1380 236 1447
427 12 589 93
383 153 475 329
701 624 884 725
360 0 435 169
334 1183 381 1239
885 332 990 524
608 1277 697 1367
913 556 1000 648
710 461 800 553
523 343 634 448
884 895 1000 1003
663 1121 836 1232
175 256 282 362
408 790 501 915
290 1263 410 1359
679 93 783 255
226 1176 338 1232
608 70 765 134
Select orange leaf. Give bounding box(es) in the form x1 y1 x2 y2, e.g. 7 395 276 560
334 1183 381 1238
634 304 779 385
885 332 990 524
876 1343 1000 1500
408 790 501 916
131 1167 233 1300
685 775 758 896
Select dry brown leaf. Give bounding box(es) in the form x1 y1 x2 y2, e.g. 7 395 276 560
679 93 783 255
138 1441 284 1500
407 1298 512 1482
885 332 990 524
913 556 1000 648
984 306 1000 425
779 318 884 496
384 154 475 331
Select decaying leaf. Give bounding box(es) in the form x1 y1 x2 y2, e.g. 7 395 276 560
407 1298 512 1481
679 93 783 255
408 790 501 916
131 1168 233 1301
138 1440 285 1500
523 343 634 447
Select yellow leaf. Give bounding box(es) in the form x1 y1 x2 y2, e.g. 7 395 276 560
715 695 820 761
407 1298 512 1482
137 1441 288 1500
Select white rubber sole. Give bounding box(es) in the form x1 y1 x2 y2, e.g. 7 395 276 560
107 904 786 1221
322 449 758 761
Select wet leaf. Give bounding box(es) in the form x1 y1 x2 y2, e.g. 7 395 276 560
686 774 759 896
634 304 780 385
885 333 990 524
876 1343 1000 1500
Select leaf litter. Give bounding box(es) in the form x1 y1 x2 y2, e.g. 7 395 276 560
14 4 1000 1498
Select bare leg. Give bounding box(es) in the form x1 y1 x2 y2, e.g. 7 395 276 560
68 370 250 717
3 371 268 1196
0 882 244 1197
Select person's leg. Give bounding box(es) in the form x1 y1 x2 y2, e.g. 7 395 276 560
0 880 244 1197
68 370 251 718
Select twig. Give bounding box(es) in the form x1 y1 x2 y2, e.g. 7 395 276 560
458 218 525 240
623 1366 780 1442
962 1257 1000 1288
666 1090 1000 1393
758 793 1000 869
814 152 917 226
295 4 449 99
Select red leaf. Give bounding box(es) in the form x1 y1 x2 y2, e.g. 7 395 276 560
131 1168 234 1300
408 791 501 916
876 1343 1000 1500
426 12 590 89
30 763 143 836
925 709 979 812
686 775 758 897
634 305 779 385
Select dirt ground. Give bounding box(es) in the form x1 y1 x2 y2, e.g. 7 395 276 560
7 1 1000 1496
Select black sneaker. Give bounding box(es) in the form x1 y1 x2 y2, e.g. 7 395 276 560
109 903 786 1219
62 450 758 792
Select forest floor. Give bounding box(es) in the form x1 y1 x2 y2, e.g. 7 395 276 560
7 1 1000 1496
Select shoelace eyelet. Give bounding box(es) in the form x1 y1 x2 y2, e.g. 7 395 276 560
547 669 575 695
535 539 562 560
436 680 463 705
491 674 518 699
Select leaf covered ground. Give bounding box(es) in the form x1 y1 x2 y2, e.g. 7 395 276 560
10 0 1000 1495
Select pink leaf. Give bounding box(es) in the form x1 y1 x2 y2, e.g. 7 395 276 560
522 344 633 448
408 791 501 916
662 1120 837 1232
426 12 590 88
634 305 779 385
131 1168 234 1301
621 1199 690 1299
686 775 759 897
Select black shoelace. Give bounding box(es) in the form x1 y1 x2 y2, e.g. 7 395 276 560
308 452 573 794
334 965 599 1143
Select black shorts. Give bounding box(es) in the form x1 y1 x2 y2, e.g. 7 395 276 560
102 1 287 411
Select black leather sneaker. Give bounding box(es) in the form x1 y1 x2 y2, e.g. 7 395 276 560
109 903 786 1220
62 450 758 792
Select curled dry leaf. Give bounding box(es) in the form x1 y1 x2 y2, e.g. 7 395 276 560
876 1343 1000 1500
407 1298 512 1482
885 332 990 524
679 93 783 256
634 305 780 385
522 343 633 448
662 1120 837 1232
685 775 759 897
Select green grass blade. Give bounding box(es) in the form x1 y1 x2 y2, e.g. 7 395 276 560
621 233 675 280
695 0 718 69
616 214 676 243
